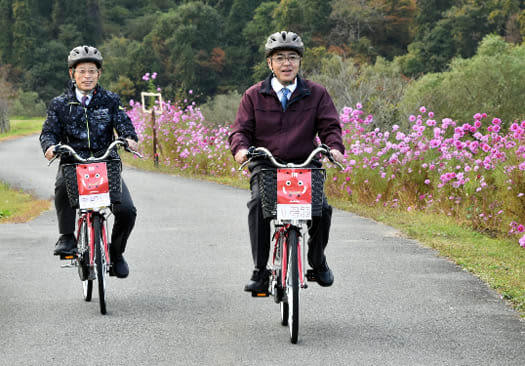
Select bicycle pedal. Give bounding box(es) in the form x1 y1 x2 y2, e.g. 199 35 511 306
306 269 317 282
59 253 77 260
251 291 270 297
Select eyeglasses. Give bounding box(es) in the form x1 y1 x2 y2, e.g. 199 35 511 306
271 55 301 64
75 69 99 76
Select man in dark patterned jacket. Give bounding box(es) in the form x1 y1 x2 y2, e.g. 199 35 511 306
40 45 138 278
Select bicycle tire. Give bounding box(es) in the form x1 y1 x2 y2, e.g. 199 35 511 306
93 215 107 315
77 217 92 301
286 228 299 344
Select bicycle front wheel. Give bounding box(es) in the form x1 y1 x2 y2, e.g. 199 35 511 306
93 215 107 315
277 232 289 325
77 217 92 301
286 228 300 344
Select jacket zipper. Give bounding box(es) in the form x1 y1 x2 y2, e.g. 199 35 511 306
68 101 92 155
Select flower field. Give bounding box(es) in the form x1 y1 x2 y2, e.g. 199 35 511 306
127 88 525 250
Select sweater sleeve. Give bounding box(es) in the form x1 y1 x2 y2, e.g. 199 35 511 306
228 91 255 156
39 98 63 154
316 88 345 154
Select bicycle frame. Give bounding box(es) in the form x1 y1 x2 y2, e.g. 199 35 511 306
240 145 344 343
76 210 110 272
52 139 142 315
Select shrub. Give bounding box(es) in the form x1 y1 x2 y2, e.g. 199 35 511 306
199 91 242 127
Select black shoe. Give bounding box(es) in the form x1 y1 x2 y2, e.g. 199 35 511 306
244 269 270 292
111 255 129 278
54 234 77 255
314 261 334 287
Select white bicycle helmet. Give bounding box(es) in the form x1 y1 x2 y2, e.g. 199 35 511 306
68 45 103 68
265 31 304 57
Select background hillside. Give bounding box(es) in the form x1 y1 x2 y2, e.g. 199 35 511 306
1 0 525 127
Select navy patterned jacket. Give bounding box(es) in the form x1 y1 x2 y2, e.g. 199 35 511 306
40 81 138 163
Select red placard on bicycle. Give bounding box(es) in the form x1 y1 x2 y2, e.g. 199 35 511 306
277 168 312 220
76 163 111 209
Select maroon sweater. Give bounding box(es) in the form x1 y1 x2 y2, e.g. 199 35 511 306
228 75 344 162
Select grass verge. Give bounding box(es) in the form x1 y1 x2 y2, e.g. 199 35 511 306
122 154 525 317
0 117 51 222
0 117 44 141
0 181 51 223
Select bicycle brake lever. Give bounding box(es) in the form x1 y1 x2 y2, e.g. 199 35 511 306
238 159 250 171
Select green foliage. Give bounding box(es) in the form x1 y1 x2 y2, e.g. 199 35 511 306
108 75 136 102
1 0 525 116
140 2 224 101
400 34 525 125
9 90 46 117
309 54 412 130
25 40 68 103
198 90 242 127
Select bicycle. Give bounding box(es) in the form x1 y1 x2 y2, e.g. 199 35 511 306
49 138 142 315
239 144 344 344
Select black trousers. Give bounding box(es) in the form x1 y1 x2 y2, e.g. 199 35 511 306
54 167 137 255
247 164 332 271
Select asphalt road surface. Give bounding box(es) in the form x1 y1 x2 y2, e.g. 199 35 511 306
0 135 524 365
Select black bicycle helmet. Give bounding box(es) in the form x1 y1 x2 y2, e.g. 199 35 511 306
68 45 103 68
265 31 304 57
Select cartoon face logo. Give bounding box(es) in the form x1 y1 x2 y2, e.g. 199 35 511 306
283 174 307 198
76 163 109 195
277 169 312 204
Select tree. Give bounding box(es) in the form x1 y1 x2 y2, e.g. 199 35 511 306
141 2 224 100
400 34 525 126
25 41 68 103
0 66 13 132
0 0 14 64
11 0 38 70
300 0 333 42
372 0 416 58
85 0 103 45
329 0 385 44
273 0 305 34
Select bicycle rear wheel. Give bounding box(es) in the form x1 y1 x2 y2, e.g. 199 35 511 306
77 217 92 301
286 228 300 344
93 215 108 315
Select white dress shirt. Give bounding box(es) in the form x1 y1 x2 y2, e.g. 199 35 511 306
271 77 297 103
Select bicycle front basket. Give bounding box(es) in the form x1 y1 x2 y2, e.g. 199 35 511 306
258 168 326 219
62 159 122 208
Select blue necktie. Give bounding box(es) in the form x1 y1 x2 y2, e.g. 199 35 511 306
81 95 88 107
281 88 290 111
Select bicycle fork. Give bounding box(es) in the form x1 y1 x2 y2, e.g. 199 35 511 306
77 212 110 273
276 226 307 290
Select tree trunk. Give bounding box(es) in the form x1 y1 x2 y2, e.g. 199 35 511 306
0 99 9 134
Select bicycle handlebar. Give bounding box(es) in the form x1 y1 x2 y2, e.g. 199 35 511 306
48 138 143 166
238 144 345 171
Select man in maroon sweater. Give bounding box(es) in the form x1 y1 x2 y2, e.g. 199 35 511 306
228 31 345 292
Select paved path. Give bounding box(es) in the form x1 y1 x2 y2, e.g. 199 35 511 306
0 135 523 365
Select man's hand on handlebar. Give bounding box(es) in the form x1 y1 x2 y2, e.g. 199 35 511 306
235 149 249 164
330 149 344 164
45 145 57 161
126 138 138 152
